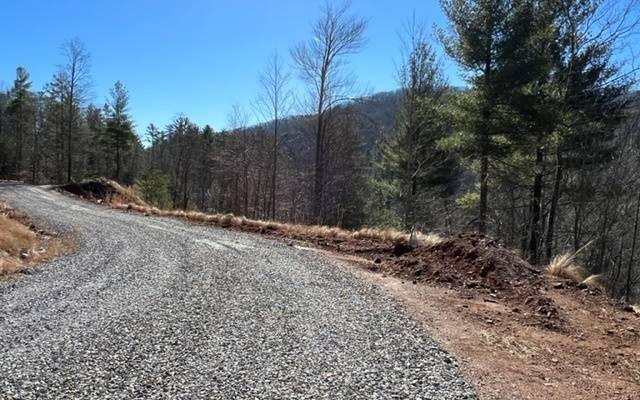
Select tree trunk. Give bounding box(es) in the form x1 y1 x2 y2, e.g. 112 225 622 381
182 163 190 210
16 107 23 175
66 79 75 183
270 115 278 220
312 112 324 224
625 192 640 300
596 204 610 273
545 152 562 262
528 147 544 265
31 116 38 184
478 152 489 234
573 202 583 253
115 133 121 182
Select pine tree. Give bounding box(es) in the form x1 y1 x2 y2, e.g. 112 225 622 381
104 81 135 182
6 67 33 177
134 169 171 208
378 21 459 230
542 0 634 261
439 0 548 234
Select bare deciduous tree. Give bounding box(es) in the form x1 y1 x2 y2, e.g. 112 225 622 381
60 38 91 182
255 52 292 220
291 1 367 223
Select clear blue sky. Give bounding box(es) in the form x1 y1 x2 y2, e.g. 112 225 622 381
0 0 461 135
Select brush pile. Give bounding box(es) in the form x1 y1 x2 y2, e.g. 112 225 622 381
60 178 147 207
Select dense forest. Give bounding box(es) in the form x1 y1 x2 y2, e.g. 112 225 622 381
1 0 640 301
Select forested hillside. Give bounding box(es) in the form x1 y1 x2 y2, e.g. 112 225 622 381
1 0 639 302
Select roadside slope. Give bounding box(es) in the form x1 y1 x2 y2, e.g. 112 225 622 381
0 183 473 399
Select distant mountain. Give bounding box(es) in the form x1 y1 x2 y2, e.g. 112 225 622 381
348 90 402 154
251 90 401 159
251 87 470 159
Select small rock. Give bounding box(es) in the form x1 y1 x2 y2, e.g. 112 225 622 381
465 280 480 289
19 249 29 259
552 282 564 289
373 257 382 264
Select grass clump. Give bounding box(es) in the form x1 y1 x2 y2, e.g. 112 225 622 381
547 253 589 282
546 242 594 283
0 200 73 277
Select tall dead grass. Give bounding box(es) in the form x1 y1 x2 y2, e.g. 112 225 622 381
104 179 147 206
62 178 442 248
546 242 604 289
112 201 443 248
0 200 74 276
546 253 589 282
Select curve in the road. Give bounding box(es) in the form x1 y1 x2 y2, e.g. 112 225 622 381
0 183 475 399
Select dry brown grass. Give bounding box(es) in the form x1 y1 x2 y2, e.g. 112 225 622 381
0 199 74 277
580 274 605 290
546 253 589 282
111 201 443 248
61 179 444 248
546 243 609 293
63 178 441 249
546 242 595 283
106 179 147 206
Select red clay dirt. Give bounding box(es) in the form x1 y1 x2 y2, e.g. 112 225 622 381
320 249 640 400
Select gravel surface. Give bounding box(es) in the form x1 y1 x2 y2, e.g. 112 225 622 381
0 183 475 399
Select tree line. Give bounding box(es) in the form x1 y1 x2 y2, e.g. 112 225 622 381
1 0 639 301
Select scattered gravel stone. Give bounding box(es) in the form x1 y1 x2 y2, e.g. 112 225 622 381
0 183 475 399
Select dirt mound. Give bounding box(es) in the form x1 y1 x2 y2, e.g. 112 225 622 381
356 233 563 329
60 178 147 207
393 233 541 289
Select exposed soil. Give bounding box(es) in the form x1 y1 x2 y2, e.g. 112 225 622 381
281 232 565 331
60 178 147 207
321 250 640 400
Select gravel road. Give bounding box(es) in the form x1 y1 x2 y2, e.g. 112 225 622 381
0 183 474 399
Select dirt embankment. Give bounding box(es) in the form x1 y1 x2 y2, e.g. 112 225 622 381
0 199 75 277
60 178 147 207
312 235 640 400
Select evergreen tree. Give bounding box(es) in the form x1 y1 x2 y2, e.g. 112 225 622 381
6 67 33 177
104 81 136 182
378 21 459 230
542 0 634 261
439 0 533 233
134 169 171 208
